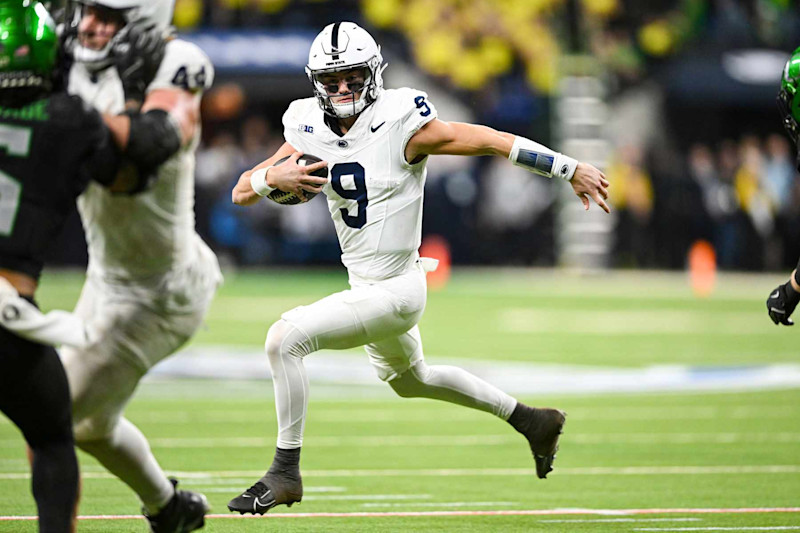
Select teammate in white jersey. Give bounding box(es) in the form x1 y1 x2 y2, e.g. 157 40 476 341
60 1 220 531
228 22 610 514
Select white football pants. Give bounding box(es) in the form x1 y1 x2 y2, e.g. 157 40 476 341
60 239 221 511
268 261 517 449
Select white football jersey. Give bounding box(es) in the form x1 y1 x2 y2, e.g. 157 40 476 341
68 39 214 280
283 88 437 281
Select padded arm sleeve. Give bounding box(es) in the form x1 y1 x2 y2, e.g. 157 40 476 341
124 108 182 175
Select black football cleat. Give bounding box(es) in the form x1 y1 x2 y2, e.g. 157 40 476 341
144 478 209 533
518 407 567 479
227 472 303 515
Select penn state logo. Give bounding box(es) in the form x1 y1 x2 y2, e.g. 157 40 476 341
560 164 569 176
337 140 349 148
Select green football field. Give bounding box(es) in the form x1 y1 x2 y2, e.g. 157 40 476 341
1 269 799 532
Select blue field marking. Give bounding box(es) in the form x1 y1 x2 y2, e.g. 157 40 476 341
146 346 800 395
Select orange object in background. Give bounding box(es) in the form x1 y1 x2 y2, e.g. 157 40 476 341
688 240 717 298
419 235 451 291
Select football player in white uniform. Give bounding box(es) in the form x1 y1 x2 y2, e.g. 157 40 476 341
228 22 609 514
60 1 221 530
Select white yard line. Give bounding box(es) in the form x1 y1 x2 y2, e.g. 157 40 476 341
1 507 799 521
634 526 800 531
2 464 799 480
542 518 703 523
360 502 517 508
5 432 798 449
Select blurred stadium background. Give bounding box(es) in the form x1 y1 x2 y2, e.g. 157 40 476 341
45 0 800 272
4 0 800 531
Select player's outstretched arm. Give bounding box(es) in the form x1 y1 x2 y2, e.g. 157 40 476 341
232 143 328 206
407 119 610 213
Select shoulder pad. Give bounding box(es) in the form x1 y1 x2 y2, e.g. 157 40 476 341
282 97 319 145
377 88 436 121
379 88 437 139
148 39 215 94
282 98 318 128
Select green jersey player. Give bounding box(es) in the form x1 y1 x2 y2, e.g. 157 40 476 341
0 3 119 530
767 46 800 325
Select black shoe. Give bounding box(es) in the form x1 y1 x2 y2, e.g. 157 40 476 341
227 472 303 515
518 407 567 479
144 478 209 533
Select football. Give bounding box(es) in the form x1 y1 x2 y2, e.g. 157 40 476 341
265 153 328 205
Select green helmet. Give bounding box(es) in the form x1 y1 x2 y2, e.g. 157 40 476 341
0 1 58 104
778 46 800 145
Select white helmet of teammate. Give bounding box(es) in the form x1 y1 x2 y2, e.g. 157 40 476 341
68 0 174 69
305 21 387 119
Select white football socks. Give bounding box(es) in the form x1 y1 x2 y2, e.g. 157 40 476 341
76 417 174 514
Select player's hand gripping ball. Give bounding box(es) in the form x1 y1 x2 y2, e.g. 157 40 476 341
266 154 328 205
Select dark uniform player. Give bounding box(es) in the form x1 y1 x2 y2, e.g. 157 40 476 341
767 47 800 325
0 3 120 531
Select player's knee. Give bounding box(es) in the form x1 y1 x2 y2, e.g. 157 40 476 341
388 375 417 398
265 320 310 364
72 416 115 445
387 362 429 398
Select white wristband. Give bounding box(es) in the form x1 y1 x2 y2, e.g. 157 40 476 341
508 136 578 181
250 166 275 196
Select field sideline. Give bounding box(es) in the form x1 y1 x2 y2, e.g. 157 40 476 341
1 269 798 531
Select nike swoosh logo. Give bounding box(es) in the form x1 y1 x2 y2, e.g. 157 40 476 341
254 494 276 511
370 121 386 133
771 291 780 299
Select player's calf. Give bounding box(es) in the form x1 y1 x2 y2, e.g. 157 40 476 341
507 403 566 479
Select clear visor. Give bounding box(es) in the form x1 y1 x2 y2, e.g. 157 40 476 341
311 65 370 100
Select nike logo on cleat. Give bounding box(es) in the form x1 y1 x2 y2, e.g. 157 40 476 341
771 291 780 298
254 494 276 512
370 121 386 133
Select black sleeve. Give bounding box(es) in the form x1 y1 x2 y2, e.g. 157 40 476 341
78 103 120 187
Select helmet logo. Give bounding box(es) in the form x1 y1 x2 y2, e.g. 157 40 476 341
14 45 30 58
325 21 349 59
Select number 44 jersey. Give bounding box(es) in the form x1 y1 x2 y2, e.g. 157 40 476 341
68 39 214 281
283 88 438 282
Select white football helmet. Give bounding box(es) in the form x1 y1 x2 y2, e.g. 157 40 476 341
305 21 387 119
67 0 174 69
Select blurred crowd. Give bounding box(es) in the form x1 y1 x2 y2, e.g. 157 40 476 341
170 0 800 94
610 134 800 271
193 105 800 273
